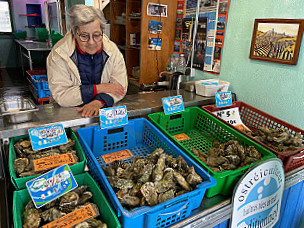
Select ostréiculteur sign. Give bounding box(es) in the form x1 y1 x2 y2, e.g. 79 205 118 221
230 158 284 228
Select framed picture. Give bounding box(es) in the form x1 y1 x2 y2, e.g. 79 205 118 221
249 19 304 65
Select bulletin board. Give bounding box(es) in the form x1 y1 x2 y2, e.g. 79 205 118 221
173 0 230 74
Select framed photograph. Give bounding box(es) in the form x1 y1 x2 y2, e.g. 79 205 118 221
148 20 163 34
147 3 167 17
249 19 304 65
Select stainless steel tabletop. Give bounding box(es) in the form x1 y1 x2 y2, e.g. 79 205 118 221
14 39 52 51
0 90 215 139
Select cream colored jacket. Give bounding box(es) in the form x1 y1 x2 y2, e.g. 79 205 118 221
47 31 128 107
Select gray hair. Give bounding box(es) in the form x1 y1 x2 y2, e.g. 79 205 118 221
67 5 107 35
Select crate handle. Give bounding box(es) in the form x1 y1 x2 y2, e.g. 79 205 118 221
158 201 189 216
170 113 182 120
108 127 124 134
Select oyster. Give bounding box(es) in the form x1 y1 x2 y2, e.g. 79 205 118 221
158 189 175 204
140 182 158 206
14 158 29 174
120 194 141 207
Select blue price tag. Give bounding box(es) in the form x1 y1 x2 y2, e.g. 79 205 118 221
26 164 78 208
162 95 185 115
99 106 128 129
28 124 68 151
216 91 232 108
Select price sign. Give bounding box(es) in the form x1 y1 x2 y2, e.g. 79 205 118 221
33 153 76 172
162 95 184 115
28 124 68 151
173 133 190 141
26 164 78 208
212 107 250 131
215 91 232 108
99 106 128 129
102 149 133 164
42 204 98 228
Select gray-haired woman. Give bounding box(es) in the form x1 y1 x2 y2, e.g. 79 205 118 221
47 5 127 117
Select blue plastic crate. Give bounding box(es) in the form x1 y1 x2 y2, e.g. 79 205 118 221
77 118 216 228
32 82 50 98
31 75 49 90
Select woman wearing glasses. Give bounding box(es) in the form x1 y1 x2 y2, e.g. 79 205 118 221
47 5 127 117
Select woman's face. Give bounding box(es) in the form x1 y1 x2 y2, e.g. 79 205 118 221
75 19 103 55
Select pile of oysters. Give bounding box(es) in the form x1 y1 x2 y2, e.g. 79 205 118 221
245 127 304 152
191 140 262 172
14 138 79 178
23 185 107 228
102 148 203 210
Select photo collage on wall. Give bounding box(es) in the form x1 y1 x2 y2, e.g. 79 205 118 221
173 0 230 74
147 3 168 51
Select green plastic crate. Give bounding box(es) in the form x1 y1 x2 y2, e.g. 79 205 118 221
148 107 276 197
13 172 121 228
9 128 87 190
35 28 49 42
13 31 27 39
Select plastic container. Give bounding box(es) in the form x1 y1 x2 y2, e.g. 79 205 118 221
195 79 230 97
35 28 49 42
32 82 51 98
77 118 216 228
9 128 87 190
13 31 27 39
31 75 49 90
148 107 276 198
13 172 121 228
202 101 304 172
51 31 63 46
166 54 177 72
176 54 187 74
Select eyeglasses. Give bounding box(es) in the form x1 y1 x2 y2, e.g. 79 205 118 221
77 32 103 42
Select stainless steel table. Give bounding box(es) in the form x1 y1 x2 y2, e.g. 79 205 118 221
14 39 51 74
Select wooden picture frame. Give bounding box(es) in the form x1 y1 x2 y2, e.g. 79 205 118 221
249 19 304 65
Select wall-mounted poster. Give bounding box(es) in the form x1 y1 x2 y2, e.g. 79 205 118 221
193 18 208 70
174 0 231 74
147 3 167 17
148 38 162 50
148 20 163 34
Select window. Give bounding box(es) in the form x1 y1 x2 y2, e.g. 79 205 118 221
0 1 13 32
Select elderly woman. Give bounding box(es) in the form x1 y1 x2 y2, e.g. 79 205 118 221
47 5 127 117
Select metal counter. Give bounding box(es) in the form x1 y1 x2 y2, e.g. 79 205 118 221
0 90 214 139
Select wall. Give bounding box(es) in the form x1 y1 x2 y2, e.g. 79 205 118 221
11 0 46 37
195 0 304 129
0 35 19 68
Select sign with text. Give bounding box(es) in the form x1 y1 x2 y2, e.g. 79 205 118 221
26 164 77 208
28 124 68 151
215 91 232 108
42 204 98 228
99 106 128 129
212 107 250 131
230 159 284 228
33 153 76 172
102 149 133 164
162 95 184 115
173 133 190 141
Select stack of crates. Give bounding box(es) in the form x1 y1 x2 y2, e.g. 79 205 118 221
26 70 51 100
